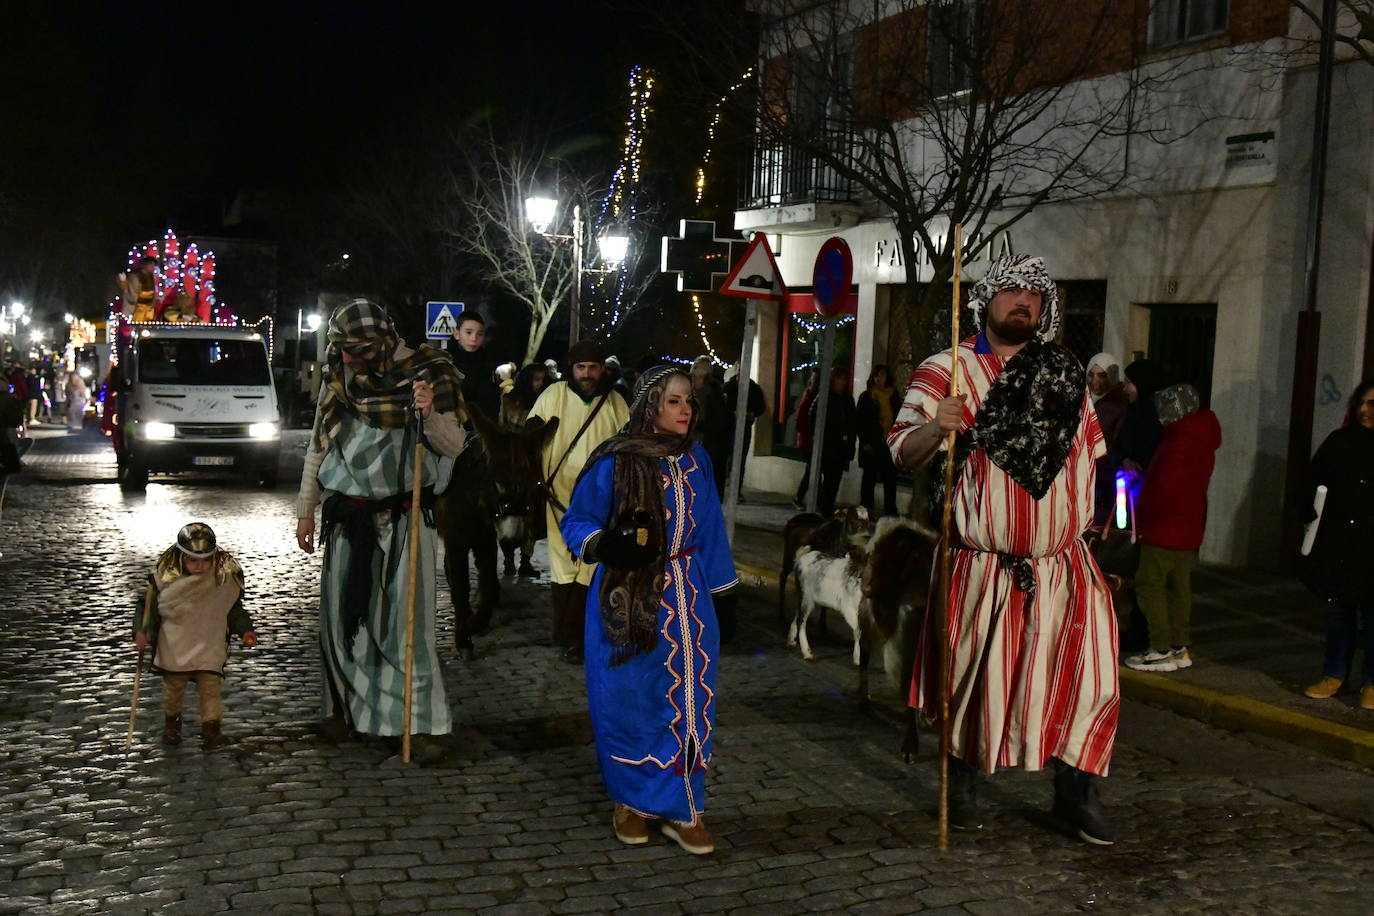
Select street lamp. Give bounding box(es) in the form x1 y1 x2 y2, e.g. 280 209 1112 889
292 309 322 427
524 196 630 342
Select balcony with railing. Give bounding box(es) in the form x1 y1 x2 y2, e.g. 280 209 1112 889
735 119 864 233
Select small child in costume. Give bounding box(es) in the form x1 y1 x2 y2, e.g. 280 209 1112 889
133 522 257 749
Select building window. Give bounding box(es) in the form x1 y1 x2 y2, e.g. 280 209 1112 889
927 0 975 98
1148 0 1229 50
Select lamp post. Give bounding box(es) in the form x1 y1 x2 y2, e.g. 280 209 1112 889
1 302 29 365
525 196 629 344
292 309 321 427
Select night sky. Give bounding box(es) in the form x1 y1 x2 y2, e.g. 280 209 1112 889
2 1 736 326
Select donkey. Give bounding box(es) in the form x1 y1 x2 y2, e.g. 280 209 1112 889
435 405 558 658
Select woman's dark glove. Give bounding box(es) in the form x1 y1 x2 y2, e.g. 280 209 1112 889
714 591 737 644
589 529 658 570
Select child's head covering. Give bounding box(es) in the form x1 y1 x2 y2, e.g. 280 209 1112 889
176 522 217 558
155 522 241 587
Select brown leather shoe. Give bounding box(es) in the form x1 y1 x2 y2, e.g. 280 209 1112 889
201 720 230 750
1304 676 1343 699
1361 686 1374 710
317 713 351 744
613 805 649 845
162 714 182 745
661 818 714 855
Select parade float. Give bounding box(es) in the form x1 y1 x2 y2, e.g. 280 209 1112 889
105 230 280 491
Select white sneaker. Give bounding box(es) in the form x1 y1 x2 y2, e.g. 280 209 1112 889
1171 647 1193 669
1124 650 1177 672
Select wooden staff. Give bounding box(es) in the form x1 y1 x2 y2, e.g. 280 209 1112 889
937 223 964 851
127 586 154 747
401 402 426 764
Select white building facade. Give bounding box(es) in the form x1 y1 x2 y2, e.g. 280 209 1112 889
732 2 1374 567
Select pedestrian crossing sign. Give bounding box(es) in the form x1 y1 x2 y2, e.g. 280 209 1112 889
425 301 464 340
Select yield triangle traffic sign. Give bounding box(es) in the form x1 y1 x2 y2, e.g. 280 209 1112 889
719 234 787 300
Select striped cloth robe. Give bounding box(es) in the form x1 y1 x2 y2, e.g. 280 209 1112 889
887 337 1118 776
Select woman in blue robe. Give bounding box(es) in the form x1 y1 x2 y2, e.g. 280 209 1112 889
561 366 738 855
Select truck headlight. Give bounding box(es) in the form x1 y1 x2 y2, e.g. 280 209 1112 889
144 421 176 440
248 422 280 440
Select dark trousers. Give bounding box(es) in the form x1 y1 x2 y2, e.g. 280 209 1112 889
818 463 844 516
551 582 589 649
794 458 812 505
860 460 898 516
1322 599 1374 687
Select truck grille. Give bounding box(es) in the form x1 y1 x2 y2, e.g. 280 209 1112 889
176 424 251 439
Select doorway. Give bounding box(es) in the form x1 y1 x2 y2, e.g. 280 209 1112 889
1143 302 1217 406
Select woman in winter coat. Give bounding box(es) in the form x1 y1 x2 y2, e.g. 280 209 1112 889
855 364 901 516
1301 379 1374 709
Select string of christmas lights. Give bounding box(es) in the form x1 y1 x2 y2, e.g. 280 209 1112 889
691 294 730 368
588 65 655 336
695 67 754 207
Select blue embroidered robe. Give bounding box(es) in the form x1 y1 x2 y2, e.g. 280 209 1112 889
560 444 738 823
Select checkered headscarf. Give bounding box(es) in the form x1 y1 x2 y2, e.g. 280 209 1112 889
969 255 1062 343
314 300 462 452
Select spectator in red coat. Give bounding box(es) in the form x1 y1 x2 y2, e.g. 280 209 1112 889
1124 384 1222 672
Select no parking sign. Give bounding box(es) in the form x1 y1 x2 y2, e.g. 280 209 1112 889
812 238 853 316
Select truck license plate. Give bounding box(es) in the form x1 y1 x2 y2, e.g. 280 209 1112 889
192 456 235 467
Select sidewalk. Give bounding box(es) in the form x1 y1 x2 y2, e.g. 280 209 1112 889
731 490 1374 767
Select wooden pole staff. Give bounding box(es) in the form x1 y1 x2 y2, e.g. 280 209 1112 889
401 407 426 764
127 587 154 748
937 223 963 852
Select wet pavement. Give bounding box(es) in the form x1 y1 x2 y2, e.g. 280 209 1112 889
2 426 1373 914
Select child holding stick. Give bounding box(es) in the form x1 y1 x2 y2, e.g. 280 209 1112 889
133 523 257 749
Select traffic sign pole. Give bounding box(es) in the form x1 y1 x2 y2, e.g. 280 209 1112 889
805 318 837 513
722 300 759 543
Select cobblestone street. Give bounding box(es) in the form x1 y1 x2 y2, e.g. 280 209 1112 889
3 430 1374 914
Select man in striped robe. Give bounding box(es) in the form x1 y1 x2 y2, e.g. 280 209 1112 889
887 255 1118 846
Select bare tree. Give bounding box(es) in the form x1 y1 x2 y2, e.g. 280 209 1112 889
1291 0 1374 66
443 116 670 363
441 126 585 364
674 0 1216 363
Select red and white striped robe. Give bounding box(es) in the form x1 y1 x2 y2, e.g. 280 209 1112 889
887 337 1118 776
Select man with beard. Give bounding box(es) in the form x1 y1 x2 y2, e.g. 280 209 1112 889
528 339 630 663
888 255 1118 846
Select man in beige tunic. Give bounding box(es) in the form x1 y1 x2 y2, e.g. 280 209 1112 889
528 340 629 663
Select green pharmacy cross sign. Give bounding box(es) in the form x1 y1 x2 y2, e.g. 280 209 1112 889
660 219 752 293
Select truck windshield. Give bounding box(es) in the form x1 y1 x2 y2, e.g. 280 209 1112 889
137 338 270 386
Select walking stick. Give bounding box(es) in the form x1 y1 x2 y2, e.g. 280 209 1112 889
401 400 426 764
127 586 154 748
937 224 963 852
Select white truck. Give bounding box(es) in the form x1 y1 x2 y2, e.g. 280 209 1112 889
110 320 281 491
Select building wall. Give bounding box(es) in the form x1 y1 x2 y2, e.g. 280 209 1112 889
738 54 1374 568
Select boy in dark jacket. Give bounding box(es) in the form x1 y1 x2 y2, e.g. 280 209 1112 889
1124 384 1222 672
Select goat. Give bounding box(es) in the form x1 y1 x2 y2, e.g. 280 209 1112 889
788 547 868 668
777 506 873 624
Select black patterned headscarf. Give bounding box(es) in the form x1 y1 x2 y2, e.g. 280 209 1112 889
314 299 462 452
969 255 1062 343
580 365 701 665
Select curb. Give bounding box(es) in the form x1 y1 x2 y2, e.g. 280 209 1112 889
1118 669 1374 767
734 561 780 590
738 558 1374 766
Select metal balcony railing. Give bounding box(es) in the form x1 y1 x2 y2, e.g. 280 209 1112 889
739 120 858 210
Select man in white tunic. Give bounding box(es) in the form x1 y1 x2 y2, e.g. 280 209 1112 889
888 256 1118 845
528 340 629 664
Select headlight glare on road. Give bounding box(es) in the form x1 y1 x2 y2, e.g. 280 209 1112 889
143 421 176 440
249 422 280 440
